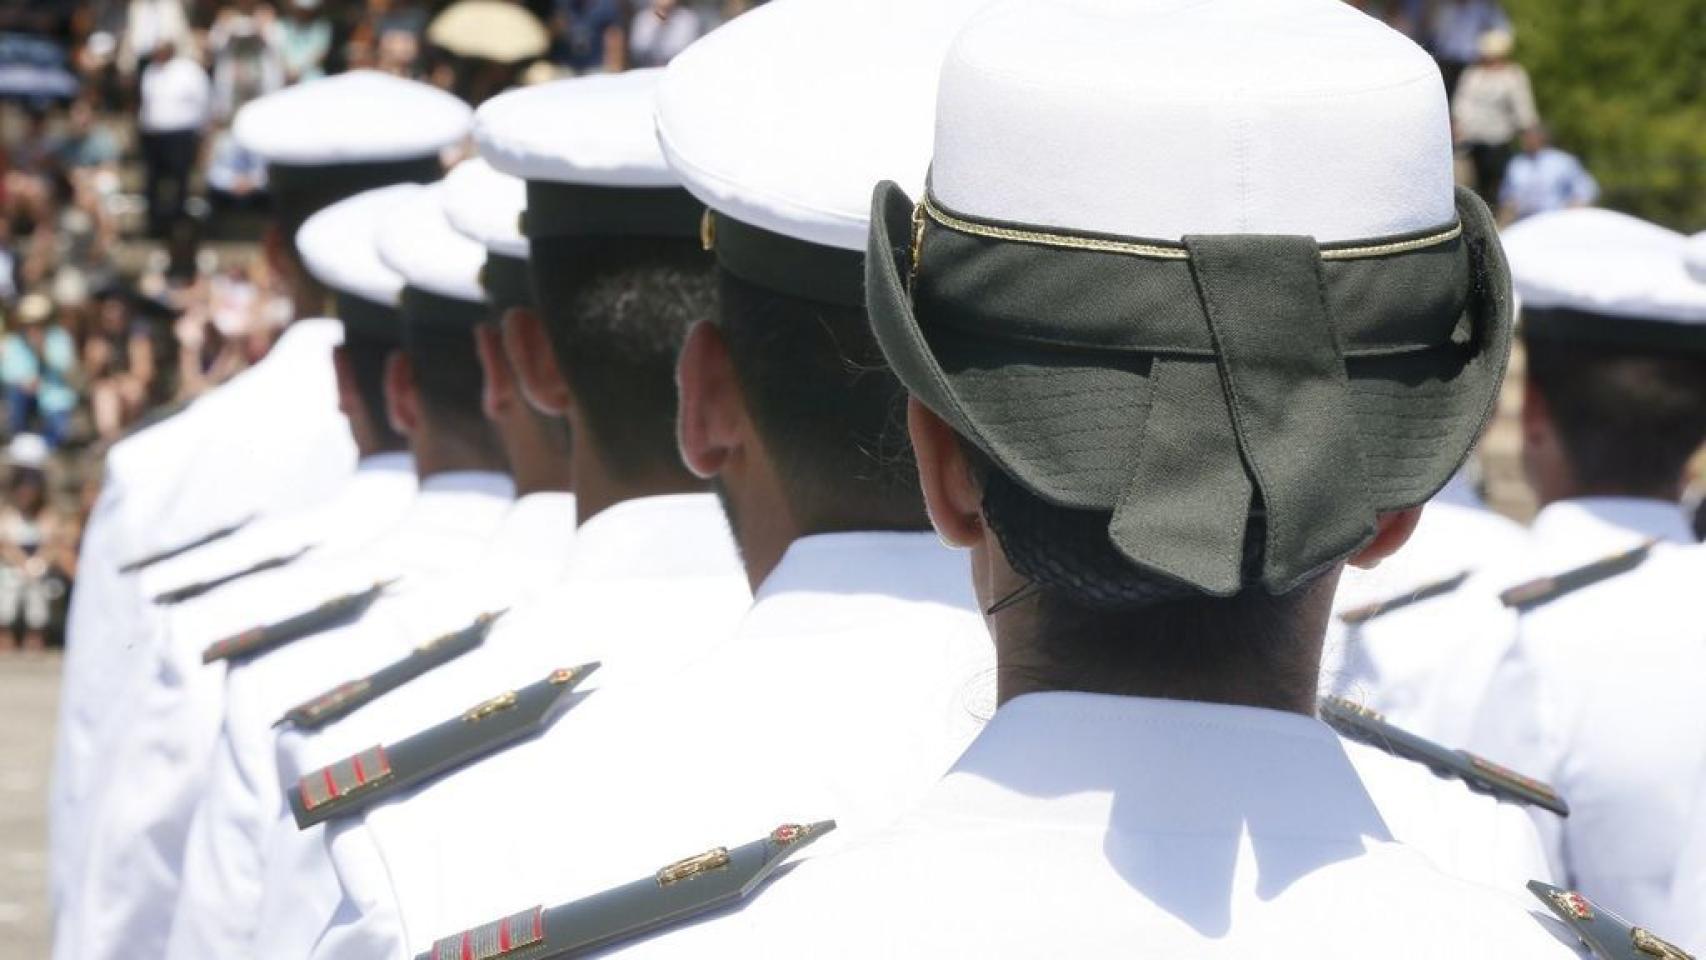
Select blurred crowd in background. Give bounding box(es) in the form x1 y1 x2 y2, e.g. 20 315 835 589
0 0 1659 649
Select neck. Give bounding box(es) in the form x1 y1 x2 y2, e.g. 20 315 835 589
409 424 509 482
1536 478 1684 510
570 440 703 527
495 414 574 499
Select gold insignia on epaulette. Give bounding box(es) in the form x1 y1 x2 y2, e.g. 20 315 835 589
699 208 716 252
1469 754 1562 805
463 690 519 723
1634 928 1694 960
299 745 393 812
203 628 263 663
1324 696 1385 722
1547 888 1594 921
656 846 732 886
431 906 544 960
771 824 808 845
547 666 579 686
291 679 373 724
1500 576 1556 608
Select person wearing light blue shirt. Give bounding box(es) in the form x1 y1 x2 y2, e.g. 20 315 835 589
1500 127 1598 224
2 295 79 447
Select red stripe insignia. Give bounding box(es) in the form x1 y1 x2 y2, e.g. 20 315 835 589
298 744 393 812
285 679 374 725
202 628 264 664
431 906 544 960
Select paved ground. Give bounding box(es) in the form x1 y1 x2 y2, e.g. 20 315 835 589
0 654 58 960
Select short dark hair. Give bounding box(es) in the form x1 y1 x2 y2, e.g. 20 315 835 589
400 318 502 459
716 270 928 533
529 235 712 484
342 328 406 453
1524 333 1706 495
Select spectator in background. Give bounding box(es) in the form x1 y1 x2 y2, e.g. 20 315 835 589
277 0 330 83
2 294 79 448
137 40 209 236
119 0 190 79
0 433 68 653
54 97 122 179
1429 0 1509 95
628 0 699 67
1500 125 1598 224
203 125 266 210
208 1 285 122
83 288 153 441
1451 29 1536 207
552 0 626 73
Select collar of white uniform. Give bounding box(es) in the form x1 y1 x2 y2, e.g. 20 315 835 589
741 531 975 640
924 691 1393 841
566 492 739 581
354 451 415 475
482 491 577 561
1529 497 1694 563
417 470 516 500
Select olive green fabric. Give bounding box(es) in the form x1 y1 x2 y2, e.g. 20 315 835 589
867 180 1513 596
521 182 702 241
1522 306 1706 353
268 155 443 225
335 293 405 344
481 253 534 315
400 286 490 330
707 210 865 308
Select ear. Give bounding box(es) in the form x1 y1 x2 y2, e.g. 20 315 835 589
473 321 515 422
1347 507 1424 570
330 343 360 421
262 224 290 281
907 397 985 549
502 306 572 416
1520 377 1552 453
384 349 421 438
675 320 743 480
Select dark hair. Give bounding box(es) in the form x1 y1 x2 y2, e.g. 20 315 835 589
341 328 406 453
529 235 712 484
400 318 501 459
717 270 928 533
1524 334 1706 495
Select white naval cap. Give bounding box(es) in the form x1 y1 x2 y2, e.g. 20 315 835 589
1687 231 1706 285
297 183 418 308
1503 208 1706 348
442 158 528 259
377 182 488 307
235 70 472 168
929 0 1454 243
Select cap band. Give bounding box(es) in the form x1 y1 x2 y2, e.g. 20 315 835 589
400 286 489 329
1522 306 1706 353
708 210 864 308
336 293 404 344
270 155 443 222
480 253 533 314
521 182 702 241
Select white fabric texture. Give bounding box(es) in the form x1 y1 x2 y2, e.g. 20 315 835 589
655 0 990 252
1503 208 1706 324
235 70 471 165
474 69 674 187
49 317 353 914
1466 498 1706 924
308 532 990 960
298 184 420 306
377 183 487 303
138 55 210 133
253 493 745 960
617 693 1581 958
51 456 418 960
441 158 529 259
158 472 516 960
164 487 573 960
931 0 1454 242
1667 777 1706 954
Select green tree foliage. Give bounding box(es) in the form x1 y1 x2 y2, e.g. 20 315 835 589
1503 0 1706 229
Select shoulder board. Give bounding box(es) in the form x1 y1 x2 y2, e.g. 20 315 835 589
153 545 314 605
1528 880 1695 960
290 663 599 828
1318 696 1570 817
277 609 507 731
1338 570 1472 626
201 578 397 665
1500 541 1655 613
119 516 254 574
420 821 836 960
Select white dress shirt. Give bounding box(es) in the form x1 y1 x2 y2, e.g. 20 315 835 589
309 531 992 960
1467 498 1706 924
139 54 211 134
49 318 351 913
246 492 748 960
162 488 577 959
59 470 511 960
620 692 1582 958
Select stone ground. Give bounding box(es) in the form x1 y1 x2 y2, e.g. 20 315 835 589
0 654 58 960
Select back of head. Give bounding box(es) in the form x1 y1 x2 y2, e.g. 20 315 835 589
862 0 1511 694
1505 208 1706 499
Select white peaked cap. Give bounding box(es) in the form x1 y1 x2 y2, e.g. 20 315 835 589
377 183 488 304
442 158 529 259
297 183 419 306
476 69 675 187
1687 231 1706 285
932 0 1455 243
1503 208 1706 325
655 0 996 252
236 70 473 166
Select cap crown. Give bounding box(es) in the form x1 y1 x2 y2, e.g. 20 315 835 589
298 184 418 306
1504 208 1706 328
236 70 472 166
378 184 488 304
442 158 529 260
476 70 675 187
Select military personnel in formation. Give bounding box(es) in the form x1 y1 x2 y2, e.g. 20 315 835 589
52 72 473 960
1464 208 1706 925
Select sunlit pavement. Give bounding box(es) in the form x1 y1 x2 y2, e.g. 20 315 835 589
0 654 57 960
